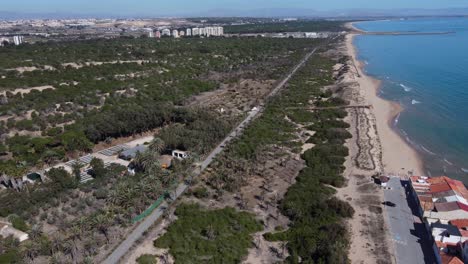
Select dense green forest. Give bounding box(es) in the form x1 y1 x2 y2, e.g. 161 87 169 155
0 37 321 177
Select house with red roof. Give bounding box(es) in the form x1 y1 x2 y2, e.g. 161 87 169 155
410 176 468 223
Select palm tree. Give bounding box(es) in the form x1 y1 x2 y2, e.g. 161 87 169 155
134 151 159 172
29 224 43 240
149 137 166 154
92 214 111 242
49 233 63 256
21 240 39 262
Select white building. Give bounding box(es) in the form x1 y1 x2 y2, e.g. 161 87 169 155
148 31 154 38
205 27 214 37
13 35 24 45
199 27 206 36
161 28 171 36
172 30 179 38
304 32 318 38
186 28 192 37
192 28 199 36
0 37 9 47
179 30 185 37
217 26 224 36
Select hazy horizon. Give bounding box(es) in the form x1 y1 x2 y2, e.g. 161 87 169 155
2 0 468 18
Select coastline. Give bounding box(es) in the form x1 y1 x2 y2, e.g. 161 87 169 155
345 29 424 176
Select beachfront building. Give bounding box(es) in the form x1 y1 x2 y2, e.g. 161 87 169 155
410 176 468 222
192 27 199 36
410 175 468 263
186 28 192 36
172 29 179 38
179 30 185 37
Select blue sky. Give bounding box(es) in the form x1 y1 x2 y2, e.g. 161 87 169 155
2 0 468 15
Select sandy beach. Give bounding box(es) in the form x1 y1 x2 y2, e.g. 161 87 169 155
345 25 424 176
331 22 426 264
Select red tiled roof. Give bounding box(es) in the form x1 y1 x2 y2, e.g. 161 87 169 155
430 182 452 194
450 219 468 229
436 202 462 212
458 202 468 212
440 252 464 264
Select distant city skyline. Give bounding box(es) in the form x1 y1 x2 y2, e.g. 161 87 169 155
2 0 468 17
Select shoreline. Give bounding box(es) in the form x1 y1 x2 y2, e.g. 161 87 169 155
345 31 424 176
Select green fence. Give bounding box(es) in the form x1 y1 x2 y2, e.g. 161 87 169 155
132 194 166 223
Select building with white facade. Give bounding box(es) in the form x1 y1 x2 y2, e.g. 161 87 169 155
0 37 9 47
179 30 185 37
161 28 171 36
186 28 192 37
199 27 206 36
13 35 24 45
172 29 179 38
192 28 199 36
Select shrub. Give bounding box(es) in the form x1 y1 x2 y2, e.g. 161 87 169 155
192 186 209 199
136 254 157 264
94 188 108 200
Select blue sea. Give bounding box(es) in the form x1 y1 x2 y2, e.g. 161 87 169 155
353 18 468 183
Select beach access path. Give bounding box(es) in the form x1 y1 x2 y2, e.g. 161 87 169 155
101 47 319 264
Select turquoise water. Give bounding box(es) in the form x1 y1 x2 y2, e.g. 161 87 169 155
354 18 468 182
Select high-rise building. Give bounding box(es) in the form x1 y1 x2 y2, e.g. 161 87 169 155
172 30 179 38
199 28 206 36
217 27 224 36
155 30 161 38
186 28 192 37
192 28 199 36
162 29 171 36
13 36 24 45
206 27 214 37
179 30 185 37
148 31 154 38
0 37 9 47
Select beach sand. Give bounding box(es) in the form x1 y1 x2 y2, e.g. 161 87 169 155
332 23 426 264
345 31 424 176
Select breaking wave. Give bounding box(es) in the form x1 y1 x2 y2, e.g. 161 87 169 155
400 83 412 92
412 99 421 105
421 145 436 155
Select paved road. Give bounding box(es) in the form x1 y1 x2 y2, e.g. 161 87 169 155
384 177 436 264
102 47 319 264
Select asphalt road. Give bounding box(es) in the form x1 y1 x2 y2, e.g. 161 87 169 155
384 177 436 264
102 47 319 264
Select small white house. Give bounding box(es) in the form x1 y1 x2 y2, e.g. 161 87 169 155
172 150 188 160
